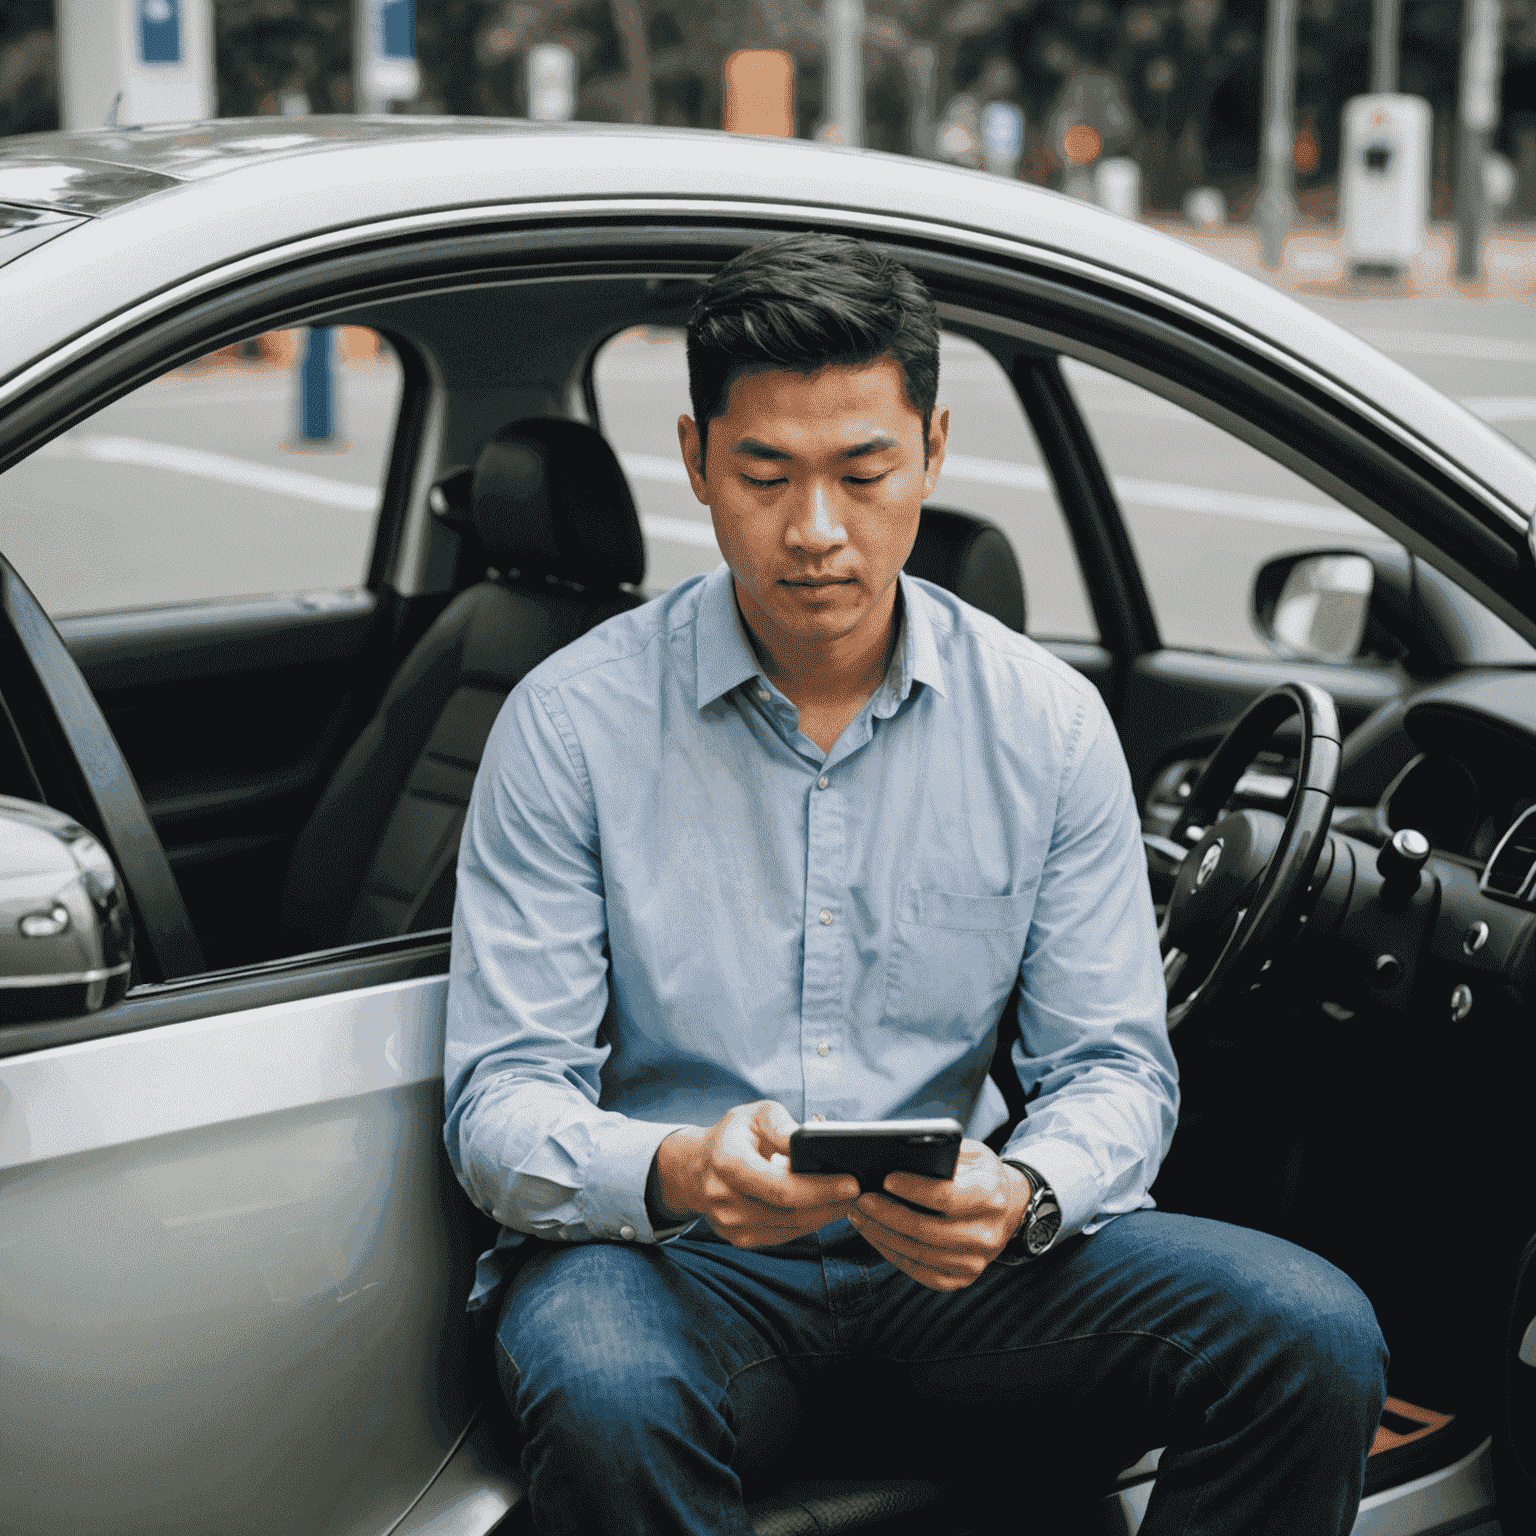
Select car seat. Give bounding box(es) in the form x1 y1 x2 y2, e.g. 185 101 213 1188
280 416 647 950
903 505 1025 634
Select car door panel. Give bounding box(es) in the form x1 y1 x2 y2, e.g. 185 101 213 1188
58 591 389 965
0 965 483 1536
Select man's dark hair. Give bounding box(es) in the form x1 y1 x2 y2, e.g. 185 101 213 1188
686 232 940 458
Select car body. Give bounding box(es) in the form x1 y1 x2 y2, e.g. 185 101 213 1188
1 117 1534 1536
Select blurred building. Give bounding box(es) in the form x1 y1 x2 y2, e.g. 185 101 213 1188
2 0 1533 219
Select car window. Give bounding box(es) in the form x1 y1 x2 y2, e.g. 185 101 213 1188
1062 358 1409 659
590 327 1098 641
0 327 401 618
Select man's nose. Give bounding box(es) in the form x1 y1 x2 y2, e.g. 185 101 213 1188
788 484 847 550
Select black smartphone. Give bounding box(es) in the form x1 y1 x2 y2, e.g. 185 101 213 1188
788 1118 964 1216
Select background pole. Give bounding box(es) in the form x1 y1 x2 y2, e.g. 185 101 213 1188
297 328 338 448
824 0 865 147
1370 0 1401 93
1255 0 1300 268
1455 0 1503 281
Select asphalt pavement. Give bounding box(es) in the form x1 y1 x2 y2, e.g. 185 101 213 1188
1 245 1531 660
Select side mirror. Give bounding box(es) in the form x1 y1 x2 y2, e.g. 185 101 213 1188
1 796 133 1023
1252 551 1374 662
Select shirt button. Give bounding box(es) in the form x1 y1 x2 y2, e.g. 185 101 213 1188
819 908 832 925
811 1113 827 1123
817 775 829 790
817 1042 830 1056
756 686 770 702
619 1226 636 1240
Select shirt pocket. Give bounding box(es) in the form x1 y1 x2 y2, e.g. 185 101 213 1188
885 884 1038 1041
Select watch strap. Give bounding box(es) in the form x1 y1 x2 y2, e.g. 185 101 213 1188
999 1159 1061 1264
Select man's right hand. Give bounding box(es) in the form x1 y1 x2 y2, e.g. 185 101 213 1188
651 1101 861 1248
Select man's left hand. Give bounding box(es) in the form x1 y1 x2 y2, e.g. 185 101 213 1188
847 1140 1030 1292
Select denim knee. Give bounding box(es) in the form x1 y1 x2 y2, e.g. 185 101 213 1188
1242 1244 1389 1421
495 1243 733 1463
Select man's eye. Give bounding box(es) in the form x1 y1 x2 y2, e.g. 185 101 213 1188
846 473 887 486
743 474 785 488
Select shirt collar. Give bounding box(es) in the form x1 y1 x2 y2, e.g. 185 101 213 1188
896 571 947 701
693 565 947 712
695 565 762 710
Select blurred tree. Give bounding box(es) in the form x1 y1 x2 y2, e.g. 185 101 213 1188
0 1 58 138
215 0 352 115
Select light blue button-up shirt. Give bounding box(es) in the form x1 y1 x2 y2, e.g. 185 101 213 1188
444 565 1177 1313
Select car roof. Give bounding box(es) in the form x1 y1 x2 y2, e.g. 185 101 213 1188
1 117 1532 529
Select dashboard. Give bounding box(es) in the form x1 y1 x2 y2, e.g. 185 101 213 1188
1141 666 1536 1024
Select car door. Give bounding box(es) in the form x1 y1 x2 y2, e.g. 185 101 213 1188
0 326 425 969
0 553 490 1536
0 317 487 1533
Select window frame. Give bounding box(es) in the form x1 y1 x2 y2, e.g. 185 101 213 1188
1 210 1530 1032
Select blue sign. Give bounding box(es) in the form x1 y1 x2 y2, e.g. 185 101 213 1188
137 0 182 65
380 0 415 60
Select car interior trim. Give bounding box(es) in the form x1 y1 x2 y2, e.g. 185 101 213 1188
384 370 450 599
0 555 204 981
56 589 378 688
1010 354 1160 671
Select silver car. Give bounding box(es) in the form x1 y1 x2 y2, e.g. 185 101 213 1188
2 118 1534 1536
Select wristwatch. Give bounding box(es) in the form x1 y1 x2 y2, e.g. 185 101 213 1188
999 1160 1062 1263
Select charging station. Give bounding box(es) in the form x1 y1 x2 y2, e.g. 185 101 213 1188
1340 93 1431 275
57 0 214 130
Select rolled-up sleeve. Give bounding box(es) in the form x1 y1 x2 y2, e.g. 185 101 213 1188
1000 686 1179 1239
443 680 690 1246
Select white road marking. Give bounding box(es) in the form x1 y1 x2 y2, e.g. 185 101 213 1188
43 433 380 513
31 434 1415 552
643 515 718 549
618 449 1368 534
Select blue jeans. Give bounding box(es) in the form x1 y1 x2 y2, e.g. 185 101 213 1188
494 1210 1388 1534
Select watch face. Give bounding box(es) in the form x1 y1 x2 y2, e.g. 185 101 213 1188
1026 1208 1062 1256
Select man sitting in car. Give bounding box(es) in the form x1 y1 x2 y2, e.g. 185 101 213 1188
443 231 1387 1536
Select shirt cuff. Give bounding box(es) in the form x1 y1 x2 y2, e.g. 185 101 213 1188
579 1115 696 1244
995 1135 1101 1240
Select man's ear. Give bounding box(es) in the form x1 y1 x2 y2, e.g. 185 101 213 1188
922 405 950 498
678 415 710 507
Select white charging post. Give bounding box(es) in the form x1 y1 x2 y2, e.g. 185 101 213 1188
1095 157 1143 218
527 44 577 122
1340 94 1431 276
57 0 214 129
355 0 420 115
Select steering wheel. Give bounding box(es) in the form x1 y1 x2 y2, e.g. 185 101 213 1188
1160 682 1340 1032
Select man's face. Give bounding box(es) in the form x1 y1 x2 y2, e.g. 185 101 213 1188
678 355 948 656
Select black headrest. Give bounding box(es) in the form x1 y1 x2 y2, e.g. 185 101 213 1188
471 417 646 589
904 507 1026 633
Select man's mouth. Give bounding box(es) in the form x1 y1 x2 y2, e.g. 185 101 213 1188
781 576 854 588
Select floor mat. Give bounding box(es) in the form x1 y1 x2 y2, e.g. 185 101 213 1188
1364 1395 1478 1496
